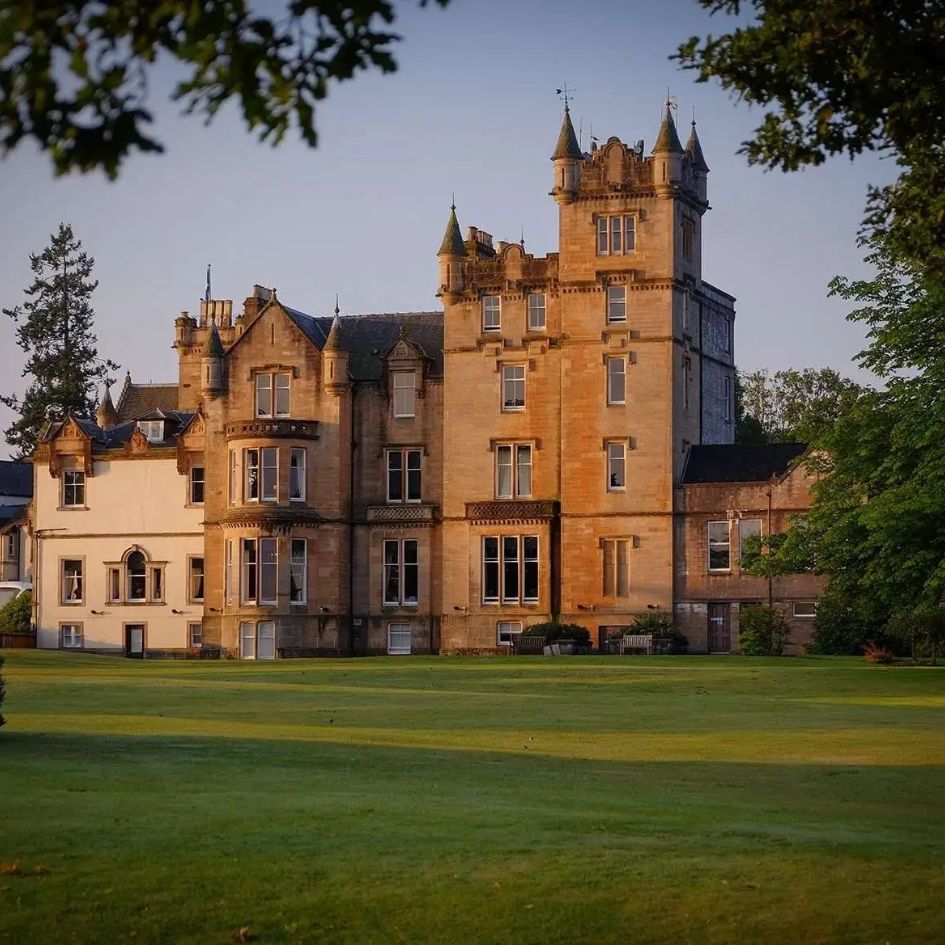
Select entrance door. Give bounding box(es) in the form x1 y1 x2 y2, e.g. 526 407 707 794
707 604 731 653
125 624 145 658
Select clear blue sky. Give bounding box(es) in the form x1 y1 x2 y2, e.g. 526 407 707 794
0 0 891 458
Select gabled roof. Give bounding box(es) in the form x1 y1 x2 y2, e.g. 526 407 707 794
116 378 180 423
0 461 31 498
681 443 808 484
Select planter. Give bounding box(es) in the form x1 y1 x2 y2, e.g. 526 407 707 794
1 634 36 649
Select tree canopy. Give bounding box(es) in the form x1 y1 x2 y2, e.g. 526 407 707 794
0 0 449 178
2 224 118 458
676 0 945 276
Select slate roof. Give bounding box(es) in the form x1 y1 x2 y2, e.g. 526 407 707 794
116 381 180 423
551 105 583 161
282 306 444 381
653 105 683 153
681 443 808 484
0 460 32 498
40 411 196 451
0 504 28 529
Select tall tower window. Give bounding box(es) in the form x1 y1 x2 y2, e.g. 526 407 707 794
682 219 695 262
501 364 526 411
597 216 636 255
482 295 501 332
495 444 532 498
606 286 627 323
392 372 416 418
606 442 627 491
602 539 630 597
607 357 626 405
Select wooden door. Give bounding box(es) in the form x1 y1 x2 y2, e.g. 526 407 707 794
707 604 731 653
125 624 145 658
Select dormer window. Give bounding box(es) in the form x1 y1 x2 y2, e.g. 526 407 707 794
255 372 290 418
137 420 164 443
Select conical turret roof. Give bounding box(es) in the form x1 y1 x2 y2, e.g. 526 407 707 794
96 384 118 430
437 204 466 257
686 121 709 172
551 105 582 161
323 314 344 352
202 321 224 357
653 104 683 153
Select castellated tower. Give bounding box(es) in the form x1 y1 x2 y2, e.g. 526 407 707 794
439 102 736 651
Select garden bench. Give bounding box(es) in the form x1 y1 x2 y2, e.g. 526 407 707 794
619 634 654 655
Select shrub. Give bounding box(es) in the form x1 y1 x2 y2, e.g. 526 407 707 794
521 622 591 646
0 591 31 636
864 644 895 664
738 604 791 655
810 589 886 655
886 608 945 664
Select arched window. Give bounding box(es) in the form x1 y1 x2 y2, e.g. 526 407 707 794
127 550 147 601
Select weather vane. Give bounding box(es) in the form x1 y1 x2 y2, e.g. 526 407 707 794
555 84 575 108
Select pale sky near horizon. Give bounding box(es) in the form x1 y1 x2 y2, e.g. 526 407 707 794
0 0 892 459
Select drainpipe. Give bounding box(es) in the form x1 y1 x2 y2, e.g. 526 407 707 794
766 482 773 608
348 386 356 655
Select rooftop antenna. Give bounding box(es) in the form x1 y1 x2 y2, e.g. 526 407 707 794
555 84 575 109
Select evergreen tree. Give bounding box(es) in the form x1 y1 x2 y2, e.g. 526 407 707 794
2 224 118 458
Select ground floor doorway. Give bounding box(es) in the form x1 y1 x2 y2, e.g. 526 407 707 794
708 604 731 653
124 624 146 658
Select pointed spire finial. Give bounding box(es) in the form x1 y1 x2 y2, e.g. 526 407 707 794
334 293 340 317
96 382 119 430
437 201 466 257
653 98 684 153
324 311 343 352
685 117 710 172
551 98 582 161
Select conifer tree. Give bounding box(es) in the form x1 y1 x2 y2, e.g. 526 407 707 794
2 224 118 458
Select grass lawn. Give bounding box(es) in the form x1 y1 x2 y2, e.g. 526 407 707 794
1 652 943 944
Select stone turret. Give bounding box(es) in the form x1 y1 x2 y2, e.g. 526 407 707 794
322 309 349 393
201 322 225 397
685 120 709 204
96 384 118 430
550 105 582 204
436 203 466 296
652 104 684 196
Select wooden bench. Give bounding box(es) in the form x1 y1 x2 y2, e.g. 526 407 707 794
619 634 654 655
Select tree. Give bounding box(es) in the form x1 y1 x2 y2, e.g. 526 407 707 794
0 591 32 636
2 224 118 459
736 367 864 444
676 0 945 277
738 604 790 655
0 0 449 178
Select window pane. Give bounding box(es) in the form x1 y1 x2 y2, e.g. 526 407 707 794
610 216 622 253
738 519 762 559
607 443 626 490
503 536 519 602
274 374 290 416
259 538 278 604
255 374 272 417
242 539 258 602
229 452 238 504
261 448 278 501
523 536 538 601
190 557 205 601
516 445 532 497
406 451 422 501
225 540 233 605
108 567 121 602
245 449 259 500
403 540 419 604
624 215 635 251
496 445 512 498
63 559 83 602
527 293 546 331
597 217 608 254
257 621 276 660
240 621 256 659
482 295 500 330
608 358 625 404
388 624 412 655
483 537 499 602
290 539 307 604
502 365 525 410
127 551 146 601
151 567 163 602
498 621 523 645
190 467 205 504
383 540 400 604
387 451 403 502
607 286 626 323
393 372 415 418
708 522 731 571
189 623 202 647
289 449 305 500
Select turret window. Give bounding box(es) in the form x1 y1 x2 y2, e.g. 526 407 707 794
482 295 501 331
527 294 546 332
255 372 291 418
606 286 627 323
597 216 636 255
